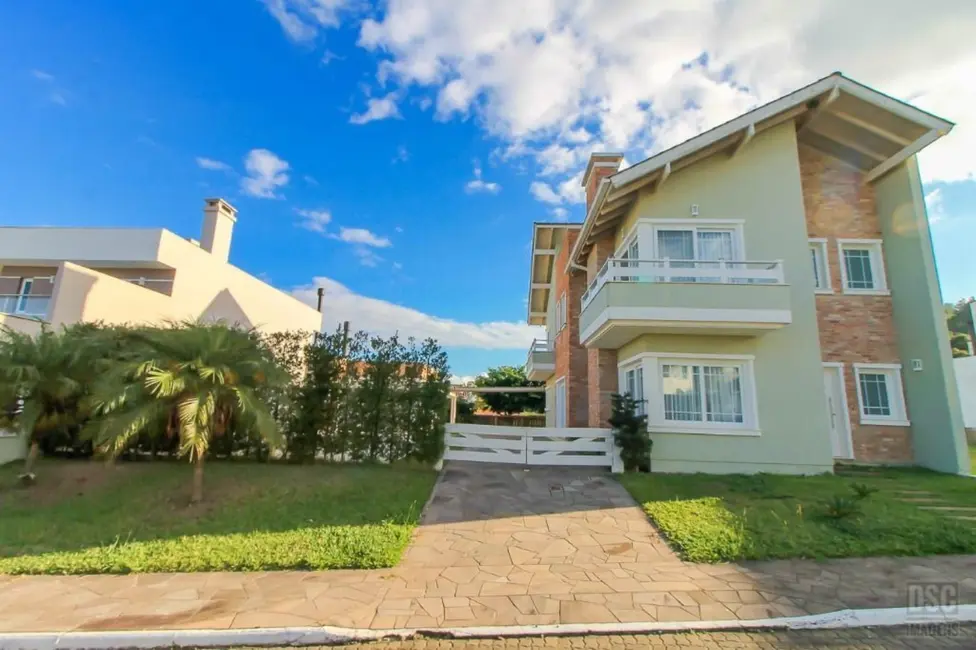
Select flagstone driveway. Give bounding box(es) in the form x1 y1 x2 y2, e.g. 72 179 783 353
1 462 975 632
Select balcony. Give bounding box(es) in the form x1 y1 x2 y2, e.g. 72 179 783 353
579 258 792 348
0 294 51 320
525 339 555 381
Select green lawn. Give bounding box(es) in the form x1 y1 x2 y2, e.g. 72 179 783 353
0 460 436 575
619 467 976 564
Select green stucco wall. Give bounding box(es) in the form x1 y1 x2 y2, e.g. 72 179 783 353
606 122 834 475
874 159 970 475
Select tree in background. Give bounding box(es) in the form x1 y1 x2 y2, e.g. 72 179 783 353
945 298 974 357
474 366 544 415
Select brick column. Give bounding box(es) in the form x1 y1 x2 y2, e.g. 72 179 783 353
586 231 618 427
553 229 589 428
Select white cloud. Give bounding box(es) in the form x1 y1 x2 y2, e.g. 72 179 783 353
196 157 232 172
31 69 54 82
262 0 347 43
530 181 562 205
392 145 410 163
354 0 976 199
350 93 401 125
551 207 568 221
465 160 501 194
925 188 946 225
48 92 67 106
303 174 319 185
332 227 392 248
296 208 332 233
241 148 290 198
352 247 383 267
293 277 542 348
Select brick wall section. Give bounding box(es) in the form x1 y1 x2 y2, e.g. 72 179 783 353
585 231 619 427
799 144 912 463
552 229 589 427
584 161 621 210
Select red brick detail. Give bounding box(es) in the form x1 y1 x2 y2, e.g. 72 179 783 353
584 230 619 427
584 155 623 212
798 143 912 464
587 348 618 427
552 229 589 427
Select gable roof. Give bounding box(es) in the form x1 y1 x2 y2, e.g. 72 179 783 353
570 72 954 266
527 222 581 325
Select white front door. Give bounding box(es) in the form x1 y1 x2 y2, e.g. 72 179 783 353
823 366 853 459
554 378 567 428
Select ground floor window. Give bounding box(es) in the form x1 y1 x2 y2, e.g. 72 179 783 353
619 354 758 434
622 364 645 415
853 363 909 426
662 363 743 424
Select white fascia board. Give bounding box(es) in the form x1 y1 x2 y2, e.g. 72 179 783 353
610 74 842 189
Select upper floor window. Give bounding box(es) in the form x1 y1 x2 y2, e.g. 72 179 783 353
838 239 888 295
556 292 567 331
655 227 738 262
809 238 830 292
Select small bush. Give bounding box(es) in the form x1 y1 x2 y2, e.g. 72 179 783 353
608 393 651 472
820 495 862 521
850 482 878 500
644 497 746 562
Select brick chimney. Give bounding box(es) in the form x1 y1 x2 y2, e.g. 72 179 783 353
201 198 237 263
581 153 624 212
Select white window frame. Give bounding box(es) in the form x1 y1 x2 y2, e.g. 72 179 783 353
649 220 746 262
613 218 747 264
556 292 567 331
619 361 646 416
15 278 34 314
618 352 760 436
554 376 567 428
837 239 889 295
852 363 909 426
809 238 831 293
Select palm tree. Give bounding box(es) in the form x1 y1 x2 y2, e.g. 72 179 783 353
0 326 92 482
90 322 287 502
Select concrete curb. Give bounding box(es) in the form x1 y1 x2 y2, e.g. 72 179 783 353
2 605 973 650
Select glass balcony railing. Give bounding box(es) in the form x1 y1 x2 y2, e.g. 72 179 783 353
0 294 52 318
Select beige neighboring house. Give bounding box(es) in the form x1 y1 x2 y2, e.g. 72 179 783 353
0 198 322 465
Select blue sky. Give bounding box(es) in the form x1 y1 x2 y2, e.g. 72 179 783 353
1 1 973 379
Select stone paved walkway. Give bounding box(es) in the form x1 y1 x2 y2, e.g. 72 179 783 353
1 462 976 632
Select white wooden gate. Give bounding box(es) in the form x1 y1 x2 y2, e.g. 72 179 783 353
443 423 619 469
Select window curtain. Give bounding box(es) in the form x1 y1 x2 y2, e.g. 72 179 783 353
662 364 702 421
702 366 743 423
697 231 733 261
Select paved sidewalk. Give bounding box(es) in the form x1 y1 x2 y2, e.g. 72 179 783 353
1 463 975 632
